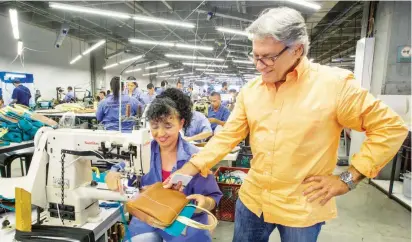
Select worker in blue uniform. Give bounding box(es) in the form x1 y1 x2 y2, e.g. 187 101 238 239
156 80 168 95
208 92 231 132
124 77 143 102
106 88 222 242
96 76 144 132
63 86 75 103
141 83 157 105
10 79 31 107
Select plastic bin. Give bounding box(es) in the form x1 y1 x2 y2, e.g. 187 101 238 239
234 146 253 168
213 166 249 222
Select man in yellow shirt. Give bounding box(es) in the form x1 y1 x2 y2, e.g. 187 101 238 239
167 7 408 242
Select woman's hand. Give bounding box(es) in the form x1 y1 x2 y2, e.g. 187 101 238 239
105 171 123 193
186 194 215 213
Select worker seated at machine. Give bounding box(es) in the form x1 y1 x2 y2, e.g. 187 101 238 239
63 86 75 103
208 92 230 133
106 88 222 242
96 76 143 132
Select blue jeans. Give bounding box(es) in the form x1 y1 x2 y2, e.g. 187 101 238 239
233 199 324 242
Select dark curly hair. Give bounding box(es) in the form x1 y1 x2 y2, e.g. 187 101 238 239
146 88 193 131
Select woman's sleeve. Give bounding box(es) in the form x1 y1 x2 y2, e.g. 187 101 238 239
190 174 223 206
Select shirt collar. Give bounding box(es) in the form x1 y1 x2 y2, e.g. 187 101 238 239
152 134 191 162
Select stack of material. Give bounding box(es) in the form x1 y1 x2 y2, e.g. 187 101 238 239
0 105 57 145
54 103 95 113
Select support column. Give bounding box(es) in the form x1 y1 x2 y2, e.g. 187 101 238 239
370 1 411 96
90 48 107 95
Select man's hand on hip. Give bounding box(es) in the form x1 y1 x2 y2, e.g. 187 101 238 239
302 175 349 206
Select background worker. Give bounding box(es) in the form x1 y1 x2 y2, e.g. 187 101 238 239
208 92 230 132
63 86 75 103
156 80 168 95
10 79 31 107
141 83 157 105
96 76 142 132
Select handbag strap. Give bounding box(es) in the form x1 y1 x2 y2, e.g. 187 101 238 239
175 204 218 231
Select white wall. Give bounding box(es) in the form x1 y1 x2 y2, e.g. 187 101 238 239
0 15 91 100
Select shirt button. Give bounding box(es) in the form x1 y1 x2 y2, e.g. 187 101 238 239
267 152 271 156
270 130 274 134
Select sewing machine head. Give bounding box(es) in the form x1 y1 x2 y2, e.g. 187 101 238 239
42 128 151 226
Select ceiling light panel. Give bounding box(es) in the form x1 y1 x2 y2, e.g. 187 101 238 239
216 27 249 37
162 68 184 74
182 63 228 68
142 72 158 76
125 68 142 74
133 15 195 28
83 40 106 55
49 2 131 19
9 9 19 40
165 54 224 62
145 63 169 70
119 55 145 64
129 39 213 51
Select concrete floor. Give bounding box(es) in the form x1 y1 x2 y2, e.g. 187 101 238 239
212 167 411 242
8 162 411 242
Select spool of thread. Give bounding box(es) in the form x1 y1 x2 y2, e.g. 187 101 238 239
126 104 131 117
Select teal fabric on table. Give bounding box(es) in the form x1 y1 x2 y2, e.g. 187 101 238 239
3 132 23 143
18 119 33 132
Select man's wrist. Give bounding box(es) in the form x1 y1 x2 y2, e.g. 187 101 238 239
347 166 365 184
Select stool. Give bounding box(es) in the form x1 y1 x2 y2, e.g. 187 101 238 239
0 152 33 178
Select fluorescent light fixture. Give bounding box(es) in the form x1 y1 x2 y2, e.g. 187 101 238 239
196 68 216 71
183 75 199 78
49 2 131 19
158 75 171 78
216 27 249 37
162 68 184 74
205 72 236 76
142 72 158 76
286 0 321 10
176 72 194 76
350 55 356 58
125 68 142 74
133 15 195 28
119 55 144 64
237 67 256 70
17 41 23 55
182 63 228 68
165 54 223 62
232 59 253 64
145 63 169 70
103 63 119 69
129 38 174 47
69 54 82 65
9 9 19 40
175 43 213 51
83 40 105 55
129 39 213 51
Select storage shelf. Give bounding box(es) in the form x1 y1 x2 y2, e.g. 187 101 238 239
370 179 411 209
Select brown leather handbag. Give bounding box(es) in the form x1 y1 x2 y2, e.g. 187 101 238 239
125 182 217 230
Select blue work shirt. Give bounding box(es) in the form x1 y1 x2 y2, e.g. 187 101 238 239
63 91 75 103
111 135 222 242
124 88 143 103
208 105 230 131
11 85 31 107
156 87 165 95
96 94 143 131
141 92 157 105
184 111 212 139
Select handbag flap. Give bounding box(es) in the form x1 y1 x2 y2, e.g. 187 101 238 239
126 182 189 227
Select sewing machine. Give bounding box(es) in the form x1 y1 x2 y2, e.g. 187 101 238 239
0 127 151 227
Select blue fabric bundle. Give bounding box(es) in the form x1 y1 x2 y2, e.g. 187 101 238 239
0 117 43 144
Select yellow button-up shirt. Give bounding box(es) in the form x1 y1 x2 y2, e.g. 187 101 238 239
191 57 408 227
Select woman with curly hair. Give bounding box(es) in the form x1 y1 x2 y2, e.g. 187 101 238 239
106 88 222 242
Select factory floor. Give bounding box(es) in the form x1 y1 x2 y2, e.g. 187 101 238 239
212 167 411 242
10 163 411 242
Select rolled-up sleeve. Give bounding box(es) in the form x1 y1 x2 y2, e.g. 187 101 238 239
336 75 409 178
190 89 249 177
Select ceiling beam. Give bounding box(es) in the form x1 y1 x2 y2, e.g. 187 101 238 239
161 0 173 11
196 8 253 23
315 37 357 60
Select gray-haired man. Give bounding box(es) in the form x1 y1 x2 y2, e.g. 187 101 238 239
168 7 408 242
